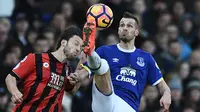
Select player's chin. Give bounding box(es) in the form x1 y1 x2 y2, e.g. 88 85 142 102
119 37 131 43
68 55 77 60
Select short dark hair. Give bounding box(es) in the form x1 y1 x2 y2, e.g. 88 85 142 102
168 39 179 47
35 35 48 43
123 12 139 25
56 25 82 50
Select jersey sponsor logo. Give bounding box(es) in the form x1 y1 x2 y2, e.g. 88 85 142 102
116 67 137 86
136 57 145 67
47 72 65 91
112 58 119 63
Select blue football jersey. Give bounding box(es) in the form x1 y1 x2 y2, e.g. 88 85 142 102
96 44 163 111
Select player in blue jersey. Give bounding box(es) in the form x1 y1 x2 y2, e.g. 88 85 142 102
79 12 171 112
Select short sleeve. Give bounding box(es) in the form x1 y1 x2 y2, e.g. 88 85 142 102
147 54 163 86
11 53 35 80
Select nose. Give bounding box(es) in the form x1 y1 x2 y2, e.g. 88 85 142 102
76 48 80 54
123 27 128 32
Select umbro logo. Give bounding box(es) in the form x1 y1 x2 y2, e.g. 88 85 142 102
112 58 119 63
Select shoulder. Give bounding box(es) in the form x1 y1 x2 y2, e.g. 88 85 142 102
96 45 117 51
135 48 151 57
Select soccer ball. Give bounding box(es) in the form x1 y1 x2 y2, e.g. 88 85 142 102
86 3 113 30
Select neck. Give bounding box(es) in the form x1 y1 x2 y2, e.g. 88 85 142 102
51 49 67 63
119 39 135 50
18 31 25 36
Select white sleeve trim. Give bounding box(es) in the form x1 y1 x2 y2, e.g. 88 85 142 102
152 78 163 86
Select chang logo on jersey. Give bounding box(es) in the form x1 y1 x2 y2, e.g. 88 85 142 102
116 67 137 86
47 72 65 91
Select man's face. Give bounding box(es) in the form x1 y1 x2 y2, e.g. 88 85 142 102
169 42 181 57
63 35 83 60
118 18 139 43
34 39 49 53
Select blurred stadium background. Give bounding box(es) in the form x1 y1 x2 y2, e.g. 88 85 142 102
0 0 200 112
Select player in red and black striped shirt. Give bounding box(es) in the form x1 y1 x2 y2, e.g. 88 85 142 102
5 26 89 112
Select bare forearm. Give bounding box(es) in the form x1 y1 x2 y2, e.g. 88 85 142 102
5 74 20 95
157 80 171 95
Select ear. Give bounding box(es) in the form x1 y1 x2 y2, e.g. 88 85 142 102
61 40 67 47
135 29 139 36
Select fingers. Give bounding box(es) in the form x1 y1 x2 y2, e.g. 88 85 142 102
160 99 163 107
11 93 23 104
67 76 77 85
160 100 170 112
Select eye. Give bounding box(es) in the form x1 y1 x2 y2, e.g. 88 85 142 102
74 41 79 46
120 23 125 27
127 24 133 28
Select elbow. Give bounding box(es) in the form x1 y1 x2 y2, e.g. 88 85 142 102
5 75 10 84
5 74 15 85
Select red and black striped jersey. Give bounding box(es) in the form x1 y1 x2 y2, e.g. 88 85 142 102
10 53 74 112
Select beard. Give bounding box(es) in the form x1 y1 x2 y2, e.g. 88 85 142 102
119 36 133 43
63 47 76 60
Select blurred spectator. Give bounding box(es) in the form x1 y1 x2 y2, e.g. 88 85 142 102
141 40 156 55
156 12 172 35
180 15 196 44
33 36 49 53
171 1 186 25
0 18 11 32
143 0 168 36
8 43 23 59
143 85 159 112
179 62 190 81
190 66 200 80
131 0 146 15
104 33 119 45
11 0 42 26
183 105 196 112
166 24 192 61
184 80 200 108
24 29 38 54
61 2 74 26
168 74 183 112
0 20 9 64
157 39 182 74
12 13 29 49
154 32 169 52
42 27 56 51
189 50 200 67
51 13 66 36
0 87 9 112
